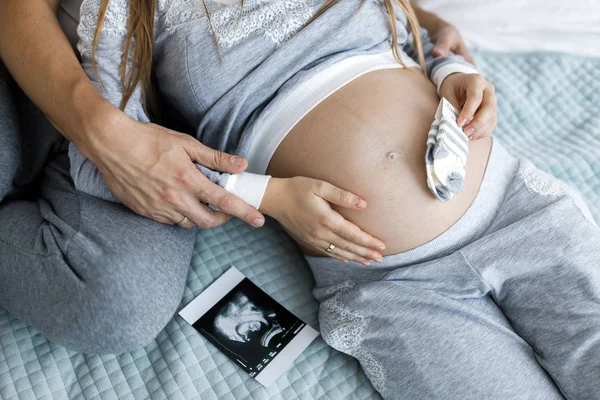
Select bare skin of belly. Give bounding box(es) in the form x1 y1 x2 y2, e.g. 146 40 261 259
266 68 492 257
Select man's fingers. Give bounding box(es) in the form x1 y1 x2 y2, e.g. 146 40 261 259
173 213 199 229
195 178 265 227
316 181 367 210
183 136 248 174
178 195 232 229
178 217 197 229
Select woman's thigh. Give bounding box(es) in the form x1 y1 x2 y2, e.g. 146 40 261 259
461 159 600 400
315 253 564 400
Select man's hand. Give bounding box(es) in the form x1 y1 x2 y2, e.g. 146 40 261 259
81 110 266 229
412 3 475 65
1 0 264 230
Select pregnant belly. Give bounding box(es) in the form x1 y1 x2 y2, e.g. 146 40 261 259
266 68 492 256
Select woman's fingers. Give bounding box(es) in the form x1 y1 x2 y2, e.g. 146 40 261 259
432 35 453 58
315 181 367 210
315 243 351 264
457 82 484 128
455 43 476 65
328 213 385 254
312 181 386 258
463 85 497 139
430 24 475 65
442 75 497 142
333 232 383 265
316 238 374 266
315 211 385 263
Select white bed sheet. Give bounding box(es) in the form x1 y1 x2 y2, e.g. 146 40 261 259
417 0 600 57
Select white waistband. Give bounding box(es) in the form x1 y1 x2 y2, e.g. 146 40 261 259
245 49 421 174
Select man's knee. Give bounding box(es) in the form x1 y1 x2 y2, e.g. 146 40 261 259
51 236 192 354
31 183 196 353
78 274 186 354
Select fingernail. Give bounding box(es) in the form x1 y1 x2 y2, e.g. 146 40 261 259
252 218 264 227
375 256 383 263
354 198 367 208
362 260 371 266
343 259 349 264
231 156 246 166
377 243 386 250
458 118 468 127
466 128 475 135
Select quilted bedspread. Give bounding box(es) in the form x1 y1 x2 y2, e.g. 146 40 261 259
1 51 600 400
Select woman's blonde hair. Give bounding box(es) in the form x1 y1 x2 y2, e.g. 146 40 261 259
91 0 426 111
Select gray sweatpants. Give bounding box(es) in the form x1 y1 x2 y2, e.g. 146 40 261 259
0 63 195 354
306 138 600 400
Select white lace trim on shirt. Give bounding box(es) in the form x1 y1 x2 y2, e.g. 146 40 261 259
78 0 130 54
78 0 317 54
163 0 316 48
210 0 315 48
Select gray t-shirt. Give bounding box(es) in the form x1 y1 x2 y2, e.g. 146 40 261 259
57 0 82 49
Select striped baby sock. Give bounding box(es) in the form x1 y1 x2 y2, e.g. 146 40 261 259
425 97 469 202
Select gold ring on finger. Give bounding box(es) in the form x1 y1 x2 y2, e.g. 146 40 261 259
178 216 189 226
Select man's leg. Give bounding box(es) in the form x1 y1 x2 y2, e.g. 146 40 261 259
0 61 20 198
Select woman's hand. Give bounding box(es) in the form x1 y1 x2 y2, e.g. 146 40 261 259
78 110 265 229
439 73 497 141
411 3 475 65
429 22 475 65
259 177 386 265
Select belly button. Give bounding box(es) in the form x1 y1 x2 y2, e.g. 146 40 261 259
386 151 398 160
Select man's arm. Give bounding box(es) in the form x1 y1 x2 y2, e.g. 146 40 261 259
0 0 113 146
0 0 265 228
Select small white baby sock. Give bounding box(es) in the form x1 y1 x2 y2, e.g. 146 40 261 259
425 97 469 202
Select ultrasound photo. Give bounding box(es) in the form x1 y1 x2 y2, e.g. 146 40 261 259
179 267 319 387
